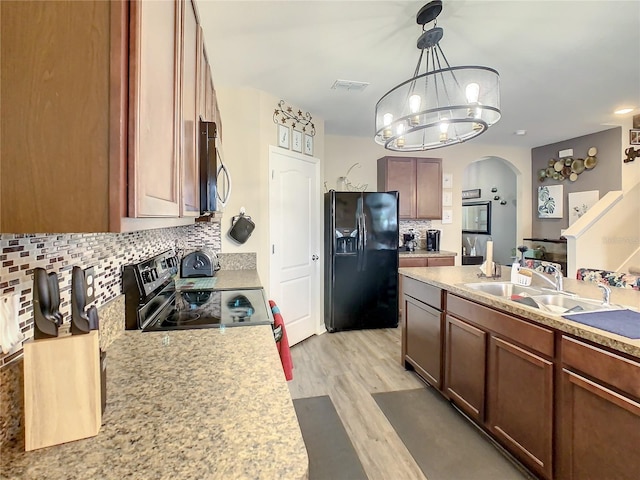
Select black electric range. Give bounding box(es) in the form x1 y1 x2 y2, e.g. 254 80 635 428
123 250 272 332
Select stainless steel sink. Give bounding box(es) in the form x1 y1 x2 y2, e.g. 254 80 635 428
462 282 543 298
528 295 611 315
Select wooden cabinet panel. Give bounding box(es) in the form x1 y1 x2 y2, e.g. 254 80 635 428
399 256 454 268
1 0 216 232
447 294 554 357
378 157 442 219
488 336 553 480
416 159 442 219
405 296 443 388
427 256 454 267
445 314 486 422
128 0 181 217
559 369 640 480
180 0 199 216
1 0 116 232
402 276 442 309
561 336 640 399
399 257 428 268
378 157 415 218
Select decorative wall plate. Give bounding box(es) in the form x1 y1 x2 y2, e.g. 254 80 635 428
571 158 585 174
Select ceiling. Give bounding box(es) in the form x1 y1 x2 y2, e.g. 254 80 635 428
197 0 640 149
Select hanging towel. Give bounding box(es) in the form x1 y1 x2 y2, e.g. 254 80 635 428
0 294 23 354
269 300 293 381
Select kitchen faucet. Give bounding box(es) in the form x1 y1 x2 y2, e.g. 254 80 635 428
598 284 611 306
518 264 564 292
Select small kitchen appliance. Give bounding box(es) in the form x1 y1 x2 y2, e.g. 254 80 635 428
426 229 441 251
402 231 417 252
181 250 219 278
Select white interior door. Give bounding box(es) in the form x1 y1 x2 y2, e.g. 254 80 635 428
269 146 322 346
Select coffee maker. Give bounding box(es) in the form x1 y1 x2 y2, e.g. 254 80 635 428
426 229 441 251
402 230 417 252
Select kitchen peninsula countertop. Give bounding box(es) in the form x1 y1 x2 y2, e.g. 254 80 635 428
1 326 308 479
399 265 640 358
398 248 457 258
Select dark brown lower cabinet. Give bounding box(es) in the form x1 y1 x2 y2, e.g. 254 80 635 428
487 336 553 480
558 336 640 480
444 314 486 422
559 370 640 480
405 296 442 388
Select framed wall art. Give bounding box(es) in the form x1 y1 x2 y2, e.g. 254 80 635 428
630 129 640 145
537 185 563 218
292 129 302 153
568 190 599 225
304 134 314 155
278 124 290 149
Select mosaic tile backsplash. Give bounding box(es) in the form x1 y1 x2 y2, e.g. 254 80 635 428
0 222 221 367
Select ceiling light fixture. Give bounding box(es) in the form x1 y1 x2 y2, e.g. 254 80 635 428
614 108 634 115
375 1 501 151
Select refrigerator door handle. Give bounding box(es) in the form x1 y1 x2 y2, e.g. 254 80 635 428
360 210 368 270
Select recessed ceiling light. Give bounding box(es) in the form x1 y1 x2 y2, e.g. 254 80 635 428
514 130 527 136
614 108 634 115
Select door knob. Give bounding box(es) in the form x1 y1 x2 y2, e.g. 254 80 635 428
312 255 319 261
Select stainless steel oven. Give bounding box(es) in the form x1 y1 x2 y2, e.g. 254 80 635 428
123 251 271 331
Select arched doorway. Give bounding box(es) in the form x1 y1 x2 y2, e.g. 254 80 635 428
462 157 518 266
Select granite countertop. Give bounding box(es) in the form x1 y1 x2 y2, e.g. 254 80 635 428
399 249 458 258
1 326 308 479
213 269 263 289
399 265 640 358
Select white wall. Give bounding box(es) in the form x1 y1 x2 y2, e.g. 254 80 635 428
325 134 533 264
216 87 325 291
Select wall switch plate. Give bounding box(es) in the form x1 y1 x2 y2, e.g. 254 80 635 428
84 266 96 304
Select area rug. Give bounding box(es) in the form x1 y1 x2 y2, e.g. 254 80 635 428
293 395 367 480
373 388 533 480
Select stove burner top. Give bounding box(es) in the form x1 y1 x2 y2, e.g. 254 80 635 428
141 287 271 332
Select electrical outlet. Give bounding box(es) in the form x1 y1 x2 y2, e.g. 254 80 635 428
84 266 96 304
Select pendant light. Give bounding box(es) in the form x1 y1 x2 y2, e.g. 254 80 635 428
375 1 501 151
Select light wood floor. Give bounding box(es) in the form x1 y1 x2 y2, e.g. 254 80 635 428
288 328 429 480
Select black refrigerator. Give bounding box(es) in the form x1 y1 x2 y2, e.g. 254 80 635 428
324 190 399 332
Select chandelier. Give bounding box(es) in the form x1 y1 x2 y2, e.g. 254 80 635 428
375 1 501 151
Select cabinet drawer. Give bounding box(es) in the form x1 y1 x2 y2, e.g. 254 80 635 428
447 294 554 357
427 256 454 267
402 276 442 310
561 336 640 399
399 257 428 268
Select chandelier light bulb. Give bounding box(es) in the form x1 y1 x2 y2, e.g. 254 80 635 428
465 83 480 103
439 120 449 142
409 94 421 126
383 113 393 139
396 123 405 147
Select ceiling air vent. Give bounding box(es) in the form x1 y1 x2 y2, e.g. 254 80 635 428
331 79 369 92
